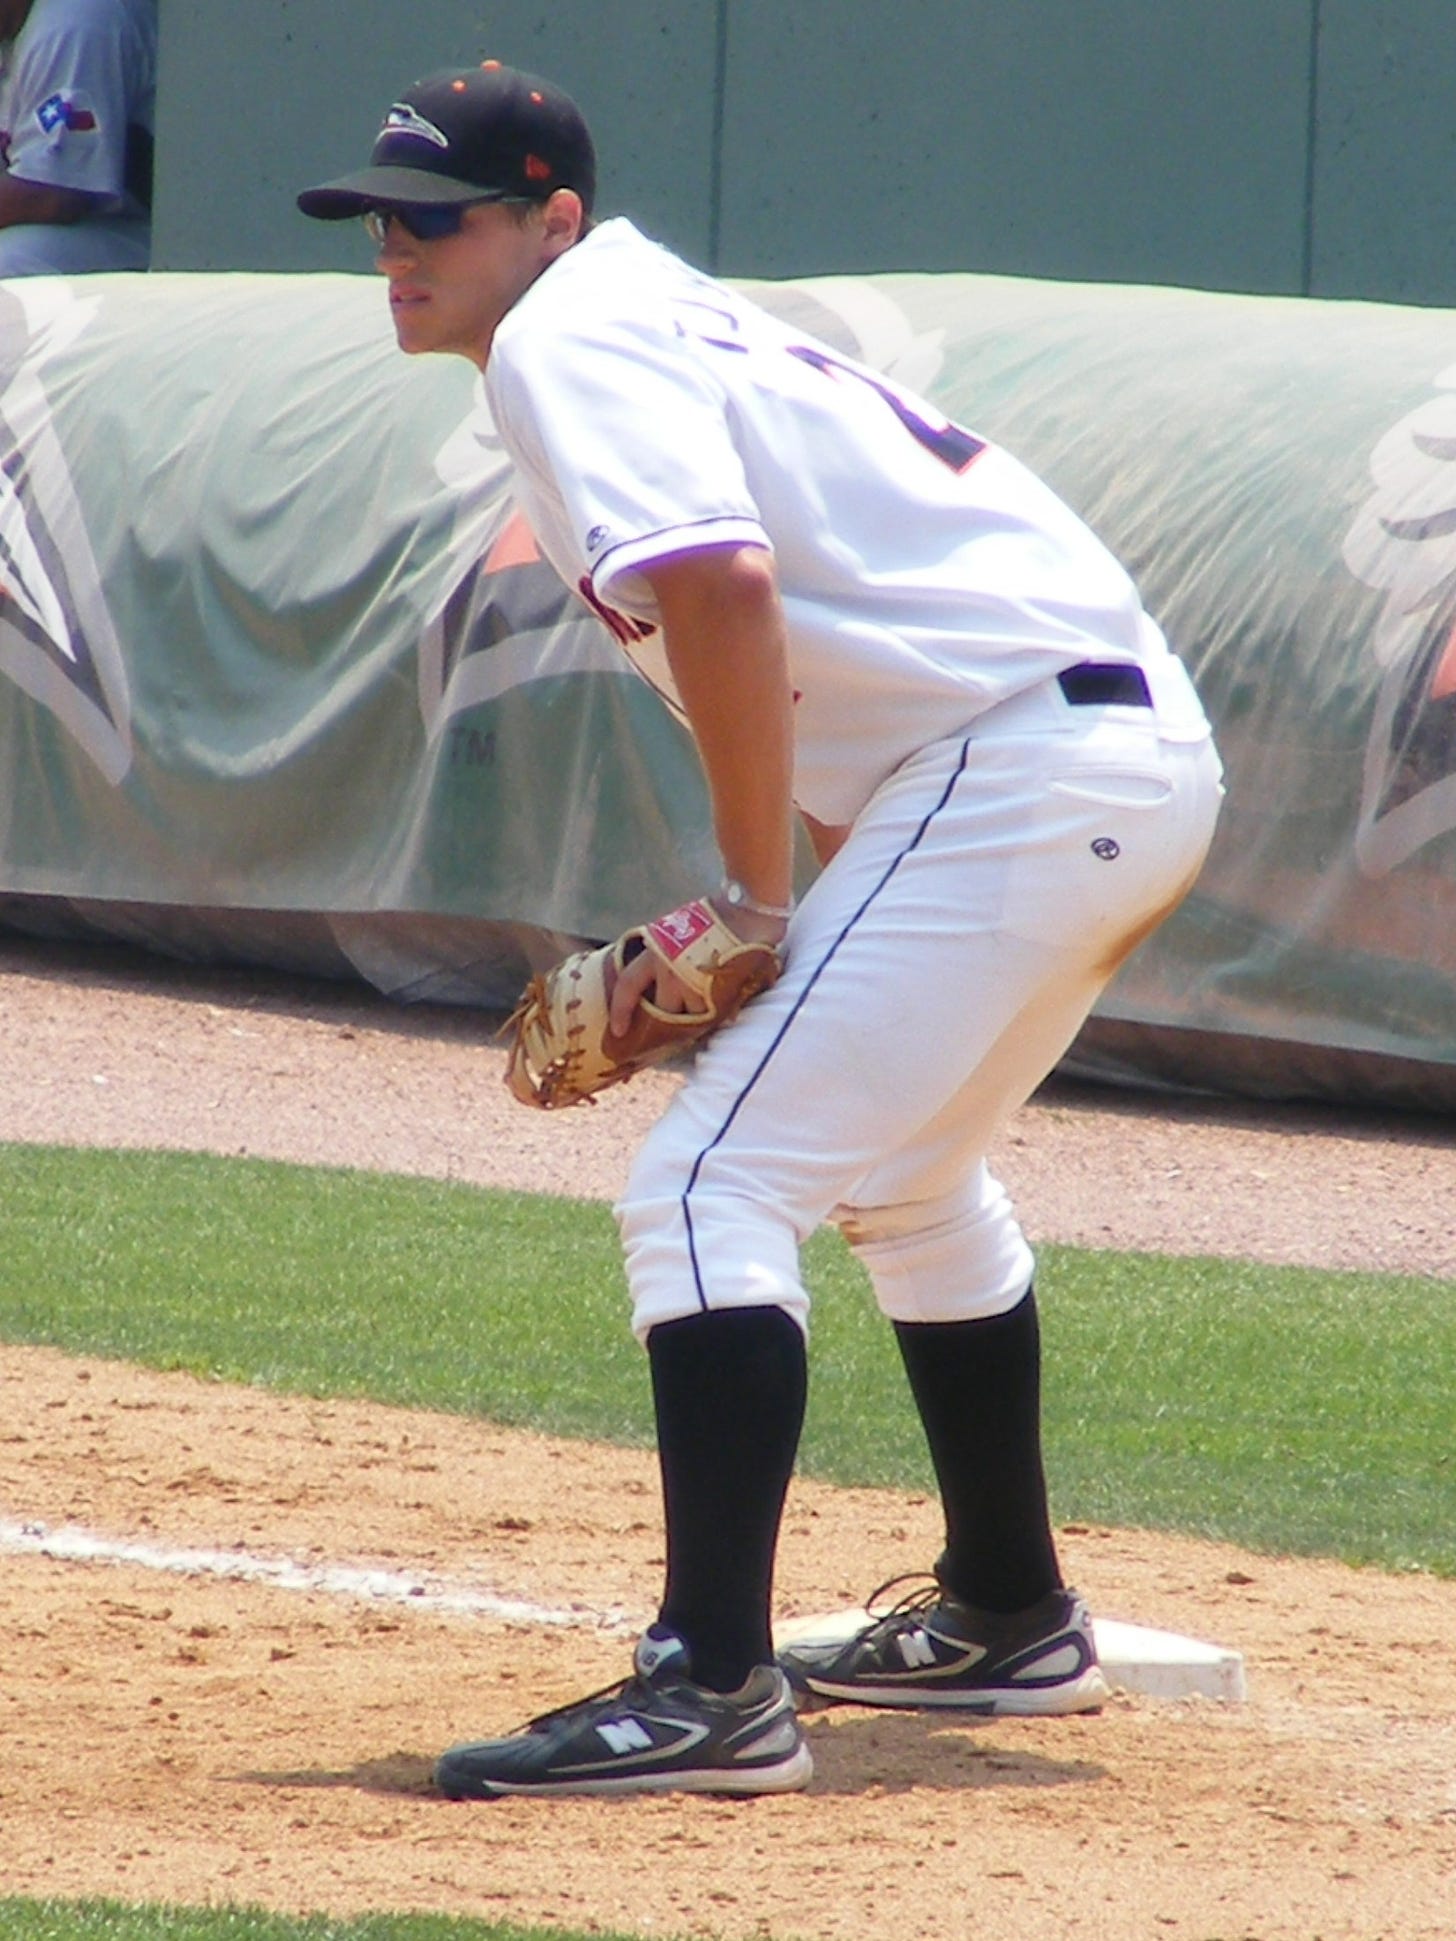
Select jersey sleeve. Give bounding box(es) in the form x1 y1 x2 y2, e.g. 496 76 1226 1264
488 308 772 620
1 2 149 203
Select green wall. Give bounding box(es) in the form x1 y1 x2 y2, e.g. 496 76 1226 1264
153 2 724 274
153 1 1456 303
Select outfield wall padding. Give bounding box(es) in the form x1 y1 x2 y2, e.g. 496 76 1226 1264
3 267 1456 1109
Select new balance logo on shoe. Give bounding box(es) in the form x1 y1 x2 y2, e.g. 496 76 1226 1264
896 1628 939 1670
596 1717 654 1755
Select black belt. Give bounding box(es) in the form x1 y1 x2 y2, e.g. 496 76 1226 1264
1056 662 1152 708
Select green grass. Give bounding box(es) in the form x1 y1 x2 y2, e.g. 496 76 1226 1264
1 1141 1452 1575
0 1145 647 1441
0 1903 670 1941
1041 1248 1455 1571
3 1140 1451 1941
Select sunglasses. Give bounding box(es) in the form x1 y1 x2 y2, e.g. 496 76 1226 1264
361 196 534 245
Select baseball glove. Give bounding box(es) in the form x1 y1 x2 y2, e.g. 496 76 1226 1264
502 897 784 1110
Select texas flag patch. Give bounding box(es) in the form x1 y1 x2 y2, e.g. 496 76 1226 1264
37 92 98 135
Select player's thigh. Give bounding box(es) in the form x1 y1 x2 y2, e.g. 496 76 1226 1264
622 724 1180 1234
625 724 1215 1223
835 946 1112 1237
835 724 1221 1227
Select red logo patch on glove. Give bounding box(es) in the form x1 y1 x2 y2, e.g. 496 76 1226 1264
646 899 715 959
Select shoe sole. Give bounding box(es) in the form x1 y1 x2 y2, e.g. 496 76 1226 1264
436 1741 814 1800
789 1665 1110 1715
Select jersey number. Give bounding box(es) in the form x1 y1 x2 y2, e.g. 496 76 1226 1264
787 344 985 474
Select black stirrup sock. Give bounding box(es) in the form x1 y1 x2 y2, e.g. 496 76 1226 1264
647 1304 808 1692
893 1285 1063 1615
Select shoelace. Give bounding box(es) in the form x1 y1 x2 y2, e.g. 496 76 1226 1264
862 1573 953 1626
524 1662 781 1734
861 1576 1071 1652
523 1669 665 1733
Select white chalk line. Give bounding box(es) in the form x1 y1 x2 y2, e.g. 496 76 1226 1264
1 1514 1251 1701
0 1513 638 1634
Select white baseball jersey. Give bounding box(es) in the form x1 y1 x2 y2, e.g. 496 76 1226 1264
488 218 1208 825
0 0 155 272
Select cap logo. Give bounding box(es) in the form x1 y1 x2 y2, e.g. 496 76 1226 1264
524 153 552 182
382 102 449 149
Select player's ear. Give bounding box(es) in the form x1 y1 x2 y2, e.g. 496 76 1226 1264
540 188 586 258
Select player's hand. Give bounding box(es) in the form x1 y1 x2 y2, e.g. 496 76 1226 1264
607 898 788 1040
607 946 701 1037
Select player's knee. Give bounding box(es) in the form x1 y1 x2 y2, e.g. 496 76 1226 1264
617 1185 810 1344
835 1192 1035 1325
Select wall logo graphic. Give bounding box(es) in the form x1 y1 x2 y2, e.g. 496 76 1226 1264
0 280 132 784
419 387 631 740
1343 364 1456 876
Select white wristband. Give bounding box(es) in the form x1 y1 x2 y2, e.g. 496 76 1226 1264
719 878 795 921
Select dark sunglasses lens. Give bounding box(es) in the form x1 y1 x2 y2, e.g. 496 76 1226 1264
363 203 467 244
399 204 466 240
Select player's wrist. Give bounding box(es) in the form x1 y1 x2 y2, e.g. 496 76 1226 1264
717 878 795 922
710 884 791 947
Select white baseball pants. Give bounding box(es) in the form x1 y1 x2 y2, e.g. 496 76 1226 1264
617 665 1224 1340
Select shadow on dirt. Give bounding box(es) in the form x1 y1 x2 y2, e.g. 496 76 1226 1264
231 1751 438 1796
230 1716 1107 1801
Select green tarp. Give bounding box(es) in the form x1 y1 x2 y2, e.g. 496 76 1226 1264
3 266 1456 1108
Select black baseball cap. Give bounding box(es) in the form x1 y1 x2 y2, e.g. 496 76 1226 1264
297 61 595 219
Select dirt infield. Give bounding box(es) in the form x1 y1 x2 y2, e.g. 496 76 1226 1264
1 933 1454 1940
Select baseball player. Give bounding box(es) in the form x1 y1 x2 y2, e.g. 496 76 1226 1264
300 61 1224 1800
0 0 156 276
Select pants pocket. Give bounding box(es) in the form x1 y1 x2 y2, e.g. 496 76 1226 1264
998 761 1192 949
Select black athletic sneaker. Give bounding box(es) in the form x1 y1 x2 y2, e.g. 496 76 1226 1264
435 1624 813 1799
777 1577 1109 1714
